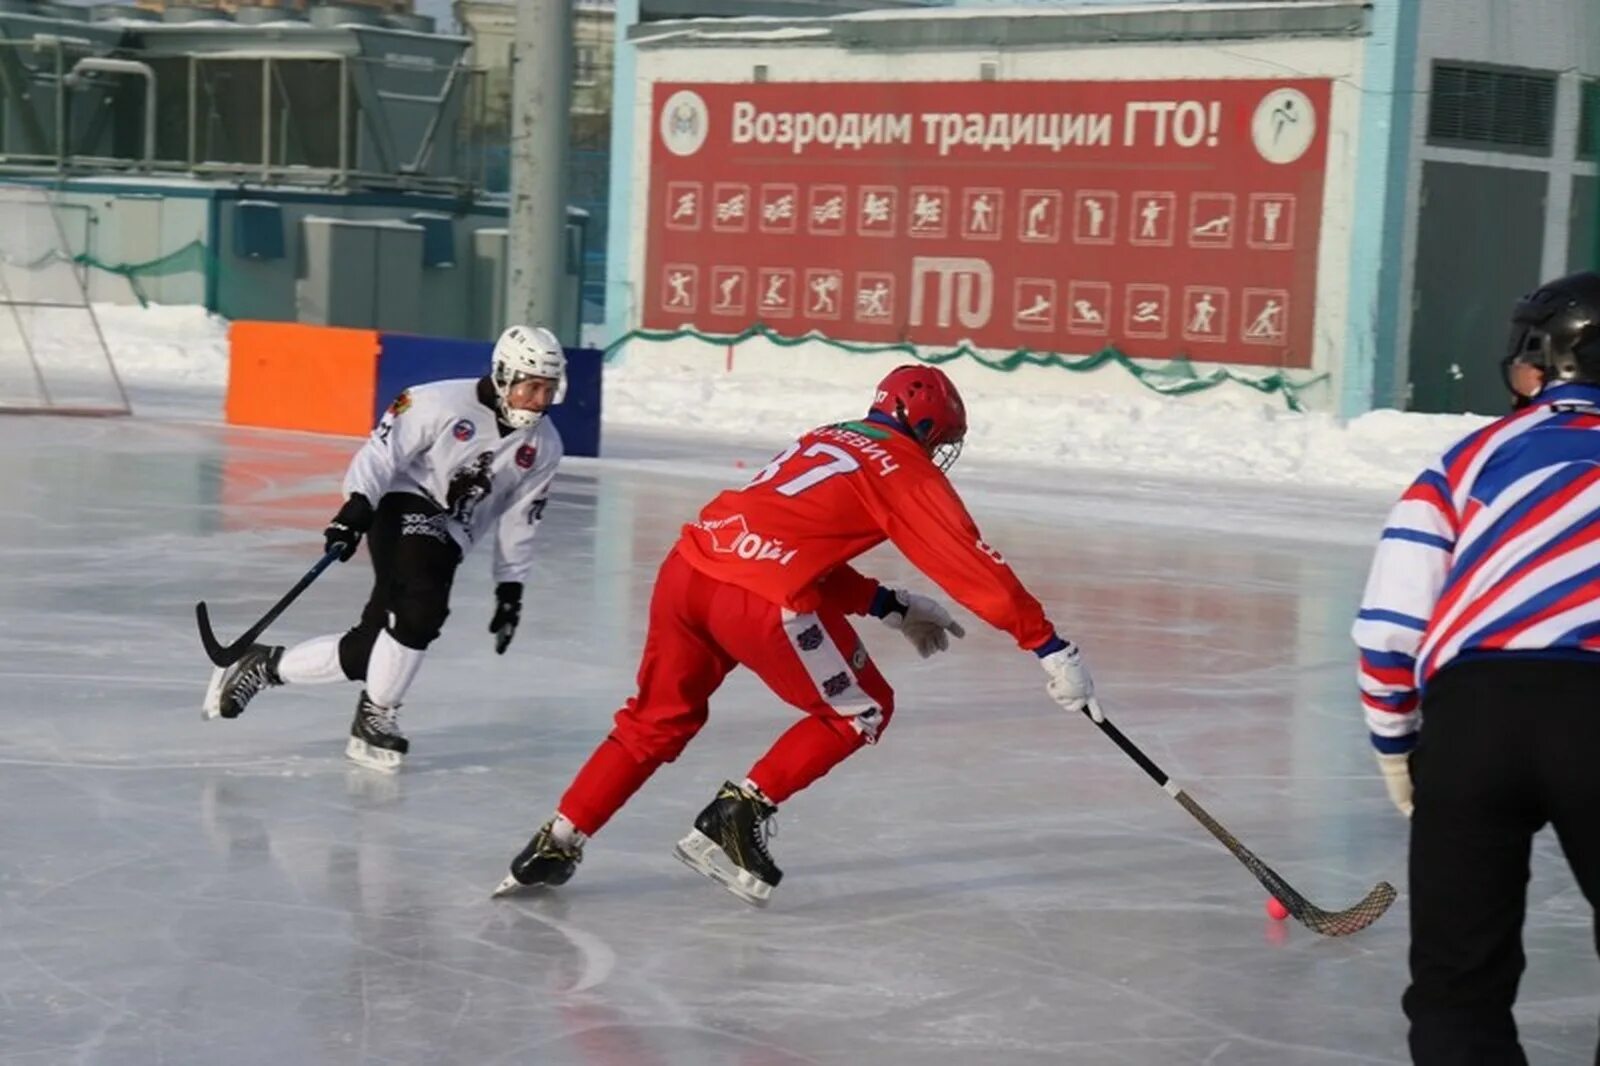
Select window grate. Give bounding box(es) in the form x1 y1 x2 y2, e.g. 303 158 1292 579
1581 79 1598 161
1427 61 1556 156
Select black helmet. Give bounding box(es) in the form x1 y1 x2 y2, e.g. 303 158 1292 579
1502 272 1600 401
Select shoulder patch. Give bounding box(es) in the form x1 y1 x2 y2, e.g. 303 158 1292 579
387 390 412 417
515 443 537 469
836 420 890 440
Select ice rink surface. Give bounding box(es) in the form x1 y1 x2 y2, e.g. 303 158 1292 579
2 415 1597 1065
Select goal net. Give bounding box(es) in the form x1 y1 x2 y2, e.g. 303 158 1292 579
0 183 128 416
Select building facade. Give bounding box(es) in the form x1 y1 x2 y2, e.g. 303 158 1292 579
605 0 1598 415
1395 0 1599 413
454 0 615 318
454 0 614 137
132 0 417 15
0 4 587 342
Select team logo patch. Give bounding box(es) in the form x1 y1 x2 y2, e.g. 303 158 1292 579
452 419 476 442
796 624 823 652
515 444 537 469
387 390 412 417
821 672 852 698
851 643 868 670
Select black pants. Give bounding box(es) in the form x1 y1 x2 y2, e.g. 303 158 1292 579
337 492 461 681
1406 657 1600 1065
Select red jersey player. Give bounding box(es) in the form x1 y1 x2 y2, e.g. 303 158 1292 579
494 364 1100 906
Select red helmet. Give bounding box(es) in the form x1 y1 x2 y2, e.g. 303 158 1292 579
869 364 968 470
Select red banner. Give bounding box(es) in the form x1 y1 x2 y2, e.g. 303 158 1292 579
643 79 1331 368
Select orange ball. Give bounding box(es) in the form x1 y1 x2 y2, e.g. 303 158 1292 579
1266 897 1290 921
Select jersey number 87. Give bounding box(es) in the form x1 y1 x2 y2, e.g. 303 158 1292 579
743 442 860 498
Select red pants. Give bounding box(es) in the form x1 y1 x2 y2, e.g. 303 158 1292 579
559 549 895 835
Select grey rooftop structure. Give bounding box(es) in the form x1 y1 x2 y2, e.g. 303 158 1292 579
0 0 481 194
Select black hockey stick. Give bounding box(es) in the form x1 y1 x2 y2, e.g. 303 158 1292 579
1081 703 1396 937
195 548 342 667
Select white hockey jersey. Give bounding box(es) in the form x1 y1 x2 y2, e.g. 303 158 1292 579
342 378 563 584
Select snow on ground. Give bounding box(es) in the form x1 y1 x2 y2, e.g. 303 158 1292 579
603 334 1493 496
94 304 1492 499
97 303 231 421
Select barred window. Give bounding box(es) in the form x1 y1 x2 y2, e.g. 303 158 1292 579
1580 79 1598 161
574 46 599 87
1427 61 1556 156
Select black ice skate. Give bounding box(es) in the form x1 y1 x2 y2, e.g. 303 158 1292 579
345 690 408 773
674 781 783 907
202 644 283 720
492 819 584 897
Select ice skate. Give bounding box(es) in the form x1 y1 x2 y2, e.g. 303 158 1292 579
202 644 283 720
673 781 782 907
345 690 408 772
493 819 583 896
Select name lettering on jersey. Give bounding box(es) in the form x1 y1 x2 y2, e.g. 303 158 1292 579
815 425 900 477
694 513 798 566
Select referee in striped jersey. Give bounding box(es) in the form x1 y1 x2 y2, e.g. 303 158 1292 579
1354 270 1600 1064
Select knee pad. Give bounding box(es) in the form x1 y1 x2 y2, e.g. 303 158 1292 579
338 626 378 681
389 600 449 650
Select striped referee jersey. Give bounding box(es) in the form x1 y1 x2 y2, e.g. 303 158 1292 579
1354 382 1600 753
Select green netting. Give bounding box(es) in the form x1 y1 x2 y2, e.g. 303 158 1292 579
603 323 1329 412
2 240 210 308
78 241 209 308
0 242 1333 410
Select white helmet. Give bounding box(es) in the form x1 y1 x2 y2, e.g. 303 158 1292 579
491 324 566 429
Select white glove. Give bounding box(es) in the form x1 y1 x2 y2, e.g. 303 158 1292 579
1039 638 1103 723
1376 751 1413 818
879 588 965 658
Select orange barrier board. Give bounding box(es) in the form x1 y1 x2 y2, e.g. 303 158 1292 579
227 321 379 437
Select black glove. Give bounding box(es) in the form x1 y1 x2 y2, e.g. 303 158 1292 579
490 581 523 654
323 494 374 562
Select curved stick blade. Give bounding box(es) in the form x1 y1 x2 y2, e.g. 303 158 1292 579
195 550 340 669
196 601 224 663
195 601 244 668
1290 880 1398 938
1172 790 1397 938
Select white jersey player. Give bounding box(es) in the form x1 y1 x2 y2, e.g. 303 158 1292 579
203 325 567 771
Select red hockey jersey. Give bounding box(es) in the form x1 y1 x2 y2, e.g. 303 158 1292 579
675 420 1055 650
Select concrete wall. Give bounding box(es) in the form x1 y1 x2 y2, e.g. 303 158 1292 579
29 180 533 341
213 197 510 338
47 189 209 306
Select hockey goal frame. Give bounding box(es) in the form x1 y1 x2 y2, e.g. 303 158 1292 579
0 183 130 417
